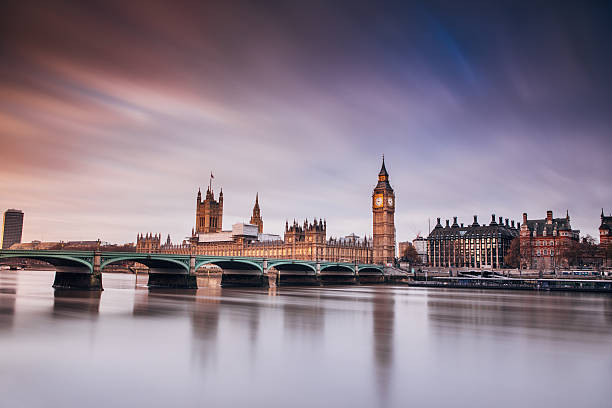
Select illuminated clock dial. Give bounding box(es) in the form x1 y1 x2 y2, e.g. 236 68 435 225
374 196 383 207
388 197 393 206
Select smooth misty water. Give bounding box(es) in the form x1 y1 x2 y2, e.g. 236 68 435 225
0 270 611 408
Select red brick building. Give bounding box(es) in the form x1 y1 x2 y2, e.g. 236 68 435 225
519 210 579 270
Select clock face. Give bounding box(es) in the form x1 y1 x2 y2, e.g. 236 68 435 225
388 197 393 206
374 195 383 207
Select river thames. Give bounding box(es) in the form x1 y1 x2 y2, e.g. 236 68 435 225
0 270 610 408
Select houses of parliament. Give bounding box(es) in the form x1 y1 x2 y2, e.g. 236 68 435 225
137 159 396 265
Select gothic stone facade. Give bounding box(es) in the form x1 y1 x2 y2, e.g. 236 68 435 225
250 193 263 234
195 187 223 233
600 209 612 246
137 180 376 264
519 210 579 270
428 215 518 269
372 158 396 264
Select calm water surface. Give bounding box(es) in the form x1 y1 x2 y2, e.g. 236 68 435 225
0 270 611 408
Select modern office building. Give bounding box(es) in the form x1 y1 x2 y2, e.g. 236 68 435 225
412 236 428 264
1 209 24 249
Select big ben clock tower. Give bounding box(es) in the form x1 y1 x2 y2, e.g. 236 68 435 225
372 156 396 265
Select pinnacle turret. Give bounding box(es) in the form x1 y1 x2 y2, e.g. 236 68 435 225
378 155 388 178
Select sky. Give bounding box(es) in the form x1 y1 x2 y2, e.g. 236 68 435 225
1 0 611 245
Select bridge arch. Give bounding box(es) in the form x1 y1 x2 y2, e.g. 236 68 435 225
101 254 189 273
195 258 263 273
267 260 317 273
267 261 318 286
196 258 264 287
0 251 93 273
319 263 356 285
320 264 355 274
357 265 384 275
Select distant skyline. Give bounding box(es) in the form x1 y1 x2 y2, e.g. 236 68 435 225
1 1 611 244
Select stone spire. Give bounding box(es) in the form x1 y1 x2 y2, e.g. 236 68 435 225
379 155 389 179
250 193 263 233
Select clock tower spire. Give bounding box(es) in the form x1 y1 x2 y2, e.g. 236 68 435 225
372 156 396 265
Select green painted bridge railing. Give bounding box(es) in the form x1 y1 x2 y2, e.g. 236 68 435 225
0 249 385 275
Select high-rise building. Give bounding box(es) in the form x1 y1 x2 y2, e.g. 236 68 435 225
372 157 396 264
412 236 428 264
1 209 24 249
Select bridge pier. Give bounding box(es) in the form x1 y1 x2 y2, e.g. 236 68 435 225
320 274 357 285
52 250 103 291
277 274 321 286
261 259 270 288
148 274 197 289
147 255 197 289
221 273 267 287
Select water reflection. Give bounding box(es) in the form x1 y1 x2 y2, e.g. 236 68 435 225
283 290 324 335
0 272 17 331
52 290 101 319
426 290 612 341
373 289 394 406
604 296 612 325
0 288 16 331
191 287 221 341
132 288 197 317
1 271 611 408
190 288 221 365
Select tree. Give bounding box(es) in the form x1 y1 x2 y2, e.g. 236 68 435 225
602 242 612 268
558 239 581 267
519 237 533 269
579 235 600 267
504 238 520 268
400 244 422 265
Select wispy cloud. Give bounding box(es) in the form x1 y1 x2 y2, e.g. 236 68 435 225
1 0 610 243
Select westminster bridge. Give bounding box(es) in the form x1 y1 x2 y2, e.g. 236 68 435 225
0 249 405 290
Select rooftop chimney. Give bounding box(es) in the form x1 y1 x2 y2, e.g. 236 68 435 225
505 218 509 227
472 215 479 226
491 214 497 225
523 213 528 224
452 216 458 227
511 220 515 228
445 219 450 228
546 210 553 224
